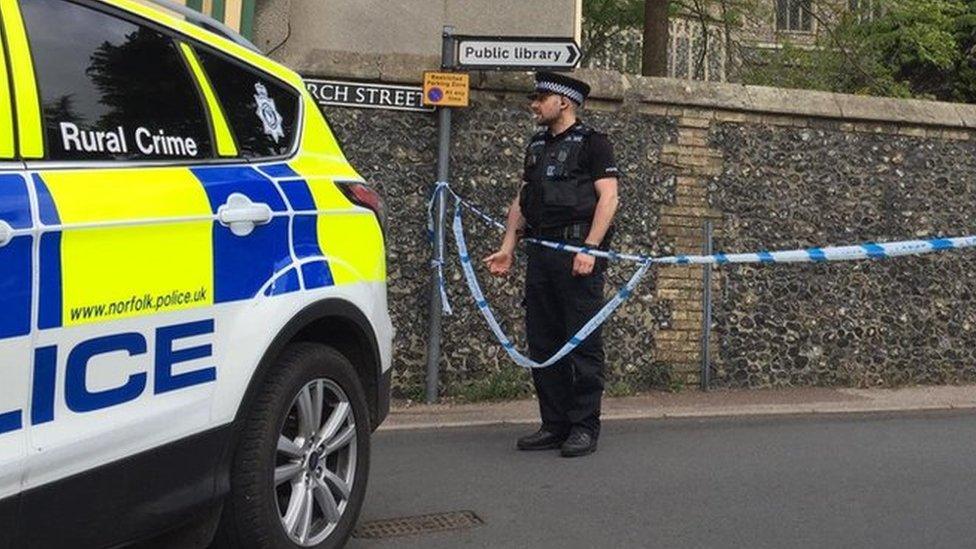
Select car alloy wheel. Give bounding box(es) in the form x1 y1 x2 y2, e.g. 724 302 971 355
274 379 357 546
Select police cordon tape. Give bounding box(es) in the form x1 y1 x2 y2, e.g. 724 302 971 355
427 181 453 316
428 181 976 369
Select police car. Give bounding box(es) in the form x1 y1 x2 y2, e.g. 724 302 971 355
0 0 392 547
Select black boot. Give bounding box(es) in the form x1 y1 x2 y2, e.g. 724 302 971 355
516 428 566 451
560 429 597 457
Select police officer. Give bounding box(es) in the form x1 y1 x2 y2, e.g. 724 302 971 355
484 72 620 458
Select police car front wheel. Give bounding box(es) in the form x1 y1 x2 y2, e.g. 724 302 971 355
216 343 371 549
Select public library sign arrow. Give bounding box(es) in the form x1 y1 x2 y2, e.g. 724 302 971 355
455 36 581 71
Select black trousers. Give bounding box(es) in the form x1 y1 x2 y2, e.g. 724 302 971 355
525 243 606 438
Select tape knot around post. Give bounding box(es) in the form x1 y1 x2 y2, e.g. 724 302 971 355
427 181 453 315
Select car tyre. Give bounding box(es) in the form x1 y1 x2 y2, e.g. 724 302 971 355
214 343 370 549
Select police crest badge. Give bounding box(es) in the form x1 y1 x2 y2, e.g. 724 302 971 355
254 82 284 143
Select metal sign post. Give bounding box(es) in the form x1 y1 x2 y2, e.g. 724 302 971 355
700 221 713 391
426 26 456 404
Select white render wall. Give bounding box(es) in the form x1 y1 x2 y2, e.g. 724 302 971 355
254 0 581 82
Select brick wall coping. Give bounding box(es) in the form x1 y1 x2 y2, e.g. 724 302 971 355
472 68 976 129
298 56 976 129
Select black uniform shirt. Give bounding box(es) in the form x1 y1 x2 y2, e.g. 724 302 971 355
521 122 620 183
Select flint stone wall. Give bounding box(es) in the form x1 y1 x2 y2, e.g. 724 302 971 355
320 70 976 396
710 125 976 387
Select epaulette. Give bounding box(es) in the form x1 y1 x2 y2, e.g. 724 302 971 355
571 123 595 137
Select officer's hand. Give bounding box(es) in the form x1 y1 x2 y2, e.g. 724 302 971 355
573 252 595 276
484 251 514 276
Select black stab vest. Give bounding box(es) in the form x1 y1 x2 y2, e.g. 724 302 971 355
520 123 598 229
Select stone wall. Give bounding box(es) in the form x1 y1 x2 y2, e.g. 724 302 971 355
710 121 976 387
632 77 976 389
322 72 976 397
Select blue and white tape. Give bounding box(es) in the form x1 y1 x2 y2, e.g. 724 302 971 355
426 182 452 315
452 196 653 369
524 233 976 266
429 181 976 369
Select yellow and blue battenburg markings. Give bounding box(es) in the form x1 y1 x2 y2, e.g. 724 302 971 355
0 175 32 339
33 169 214 328
0 160 373 435
288 155 386 285
26 162 344 330
191 164 293 300
255 163 334 290
33 174 63 330
0 174 32 435
3 158 379 335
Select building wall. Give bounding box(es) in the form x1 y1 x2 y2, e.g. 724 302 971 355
251 0 581 83
159 0 256 37
741 0 849 48
583 0 855 82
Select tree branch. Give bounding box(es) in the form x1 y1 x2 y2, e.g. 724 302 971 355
694 0 710 78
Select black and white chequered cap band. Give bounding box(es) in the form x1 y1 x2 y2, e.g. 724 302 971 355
535 81 585 104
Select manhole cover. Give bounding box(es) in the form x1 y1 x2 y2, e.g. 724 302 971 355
352 510 484 539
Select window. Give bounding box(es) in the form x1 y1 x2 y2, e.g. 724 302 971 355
195 47 299 159
776 0 813 32
21 0 213 161
849 0 883 22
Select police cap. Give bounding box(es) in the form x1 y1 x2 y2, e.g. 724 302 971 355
528 71 591 105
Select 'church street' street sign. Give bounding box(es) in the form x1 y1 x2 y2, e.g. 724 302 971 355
304 78 434 113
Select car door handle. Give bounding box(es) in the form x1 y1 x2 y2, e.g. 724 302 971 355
217 193 272 237
0 220 11 247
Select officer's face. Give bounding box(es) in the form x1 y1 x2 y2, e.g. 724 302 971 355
530 93 566 126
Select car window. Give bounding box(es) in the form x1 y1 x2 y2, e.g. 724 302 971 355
20 0 214 161
194 46 299 159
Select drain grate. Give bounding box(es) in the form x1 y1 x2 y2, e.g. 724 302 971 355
352 510 484 539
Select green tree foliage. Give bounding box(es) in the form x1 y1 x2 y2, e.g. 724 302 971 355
583 0 767 78
741 0 976 102
581 0 645 65
670 0 768 79
948 1 976 101
853 0 962 97
584 0 976 102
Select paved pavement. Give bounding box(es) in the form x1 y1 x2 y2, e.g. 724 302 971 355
353 408 976 548
380 384 976 431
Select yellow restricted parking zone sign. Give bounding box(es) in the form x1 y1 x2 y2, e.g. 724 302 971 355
423 71 470 108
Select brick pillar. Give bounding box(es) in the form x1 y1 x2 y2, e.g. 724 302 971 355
655 111 723 386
